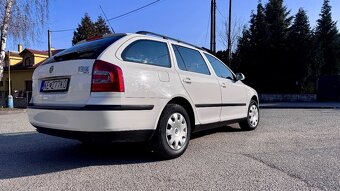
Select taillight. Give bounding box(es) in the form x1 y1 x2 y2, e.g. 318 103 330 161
91 60 124 92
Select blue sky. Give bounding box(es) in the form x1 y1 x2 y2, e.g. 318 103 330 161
7 0 340 52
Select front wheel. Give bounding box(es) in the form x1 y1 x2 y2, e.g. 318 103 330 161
239 100 259 131
152 104 191 159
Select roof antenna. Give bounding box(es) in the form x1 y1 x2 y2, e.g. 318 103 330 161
100 5 115 33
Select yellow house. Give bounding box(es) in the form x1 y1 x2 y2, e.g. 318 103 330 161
0 45 63 107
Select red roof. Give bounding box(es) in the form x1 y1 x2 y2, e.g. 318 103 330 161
5 48 65 71
4 61 41 71
6 51 21 57
24 49 48 55
19 48 64 56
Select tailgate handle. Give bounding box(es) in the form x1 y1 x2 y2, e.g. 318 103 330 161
183 77 192 84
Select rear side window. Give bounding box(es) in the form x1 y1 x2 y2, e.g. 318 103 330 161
122 40 171 67
172 45 210 75
44 35 125 64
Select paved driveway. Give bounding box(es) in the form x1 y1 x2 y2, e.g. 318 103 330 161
0 109 339 191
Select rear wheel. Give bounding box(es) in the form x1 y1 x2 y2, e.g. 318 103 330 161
239 100 259 131
152 104 191 159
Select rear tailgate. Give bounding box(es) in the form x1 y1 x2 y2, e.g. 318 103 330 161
32 59 94 106
30 34 126 106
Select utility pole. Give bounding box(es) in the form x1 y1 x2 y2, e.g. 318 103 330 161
227 0 232 64
48 29 52 58
210 0 216 53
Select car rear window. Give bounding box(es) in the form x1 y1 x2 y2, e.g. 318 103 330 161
43 34 126 64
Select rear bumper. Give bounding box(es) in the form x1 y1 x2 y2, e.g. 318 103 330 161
27 104 154 111
27 104 159 141
34 126 154 142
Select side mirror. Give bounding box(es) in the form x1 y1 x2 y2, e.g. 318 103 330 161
236 73 245 81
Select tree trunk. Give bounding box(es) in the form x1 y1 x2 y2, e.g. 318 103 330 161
0 0 15 81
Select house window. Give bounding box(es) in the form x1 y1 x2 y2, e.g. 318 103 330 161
0 81 3 87
25 57 32 66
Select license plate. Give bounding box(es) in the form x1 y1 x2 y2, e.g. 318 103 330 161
40 78 69 92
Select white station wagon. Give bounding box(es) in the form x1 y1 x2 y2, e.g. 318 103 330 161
28 31 259 159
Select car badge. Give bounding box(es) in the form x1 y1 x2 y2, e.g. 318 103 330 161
78 66 90 74
49 66 54 73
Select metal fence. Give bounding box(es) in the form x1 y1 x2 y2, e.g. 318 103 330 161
318 75 340 101
0 91 32 108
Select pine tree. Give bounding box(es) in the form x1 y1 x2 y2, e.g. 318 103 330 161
72 13 96 45
234 27 251 77
337 34 340 68
287 8 313 93
95 16 112 36
215 50 228 65
234 1 269 92
265 0 292 45
315 0 339 75
249 1 267 49
72 14 113 45
248 1 268 92
263 0 292 93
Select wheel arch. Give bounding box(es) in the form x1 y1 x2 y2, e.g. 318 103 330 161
166 96 196 133
251 95 259 104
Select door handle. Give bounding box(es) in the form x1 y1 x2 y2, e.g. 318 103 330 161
221 82 227 88
183 77 192 84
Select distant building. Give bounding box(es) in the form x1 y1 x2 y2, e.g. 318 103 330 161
0 45 63 107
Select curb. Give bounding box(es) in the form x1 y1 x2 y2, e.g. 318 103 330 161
260 106 340 109
259 104 340 109
0 109 26 115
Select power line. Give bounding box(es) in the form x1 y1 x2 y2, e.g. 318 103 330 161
216 5 227 23
107 0 162 21
204 10 211 47
50 0 163 33
50 28 75 33
100 5 115 33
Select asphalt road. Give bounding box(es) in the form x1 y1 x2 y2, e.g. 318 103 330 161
0 109 339 191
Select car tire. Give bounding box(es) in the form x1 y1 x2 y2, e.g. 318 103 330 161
152 104 191 159
239 100 259 131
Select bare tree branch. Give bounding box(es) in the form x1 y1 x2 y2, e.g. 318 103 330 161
0 0 49 80
218 17 244 51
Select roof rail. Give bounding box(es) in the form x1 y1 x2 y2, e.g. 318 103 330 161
201 47 214 54
136 31 204 51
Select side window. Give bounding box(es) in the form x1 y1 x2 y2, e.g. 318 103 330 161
122 40 171 67
205 53 234 80
172 45 210 75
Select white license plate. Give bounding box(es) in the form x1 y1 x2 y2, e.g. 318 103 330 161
40 78 69 92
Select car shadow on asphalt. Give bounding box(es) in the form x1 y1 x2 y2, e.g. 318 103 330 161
0 125 242 180
0 132 157 180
